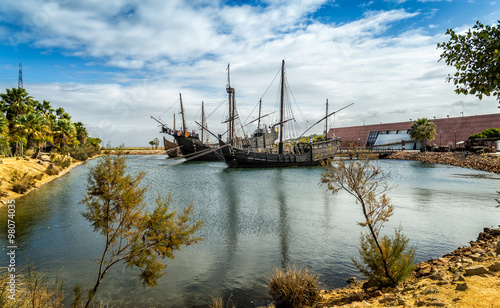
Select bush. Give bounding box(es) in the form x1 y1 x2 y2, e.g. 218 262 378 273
268 266 320 308
208 295 236 308
69 146 88 161
9 170 36 194
45 164 61 176
52 155 72 169
352 226 415 288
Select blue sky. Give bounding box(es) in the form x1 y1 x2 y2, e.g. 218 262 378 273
0 0 498 146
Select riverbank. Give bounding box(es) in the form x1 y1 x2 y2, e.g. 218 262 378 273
320 227 500 307
0 156 86 202
105 149 166 155
387 151 500 174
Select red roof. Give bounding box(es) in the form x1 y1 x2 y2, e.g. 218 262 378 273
328 114 500 148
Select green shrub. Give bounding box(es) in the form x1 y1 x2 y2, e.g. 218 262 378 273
45 164 61 176
9 170 36 194
53 155 72 169
352 226 415 288
69 146 88 161
268 266 320 308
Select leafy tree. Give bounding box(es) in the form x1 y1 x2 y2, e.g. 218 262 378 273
14 112 50 151
438 21 500 102
469 128 500 139
149 140 156 149
321 154 415 287
74 122 88 145
87 137 102 148
409 118 437 152
0 87 35 125
52 118 76 148
79 154 203 307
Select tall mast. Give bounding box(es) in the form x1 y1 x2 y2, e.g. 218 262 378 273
226 64 235 142
257 98 262 132
173 113 176 130
279 60 285 154
201 101 205 143
324 98 329 138
179 93 187 133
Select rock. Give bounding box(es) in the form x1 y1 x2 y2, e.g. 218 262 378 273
347 276 357 284
427 303 446 307
368 290 383 298
470 253 482 261
452 274 466 282
378 295 398 304
455 282 468 291
429 272 446 281
465 265 489 276
421 286 438 295
402 284 418 293
491 228 500 235
349 292 366 302
436 280 450 285
488 262 500 272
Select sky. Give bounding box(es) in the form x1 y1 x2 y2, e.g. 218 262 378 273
0 0 498 147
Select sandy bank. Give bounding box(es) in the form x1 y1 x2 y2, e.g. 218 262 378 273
105 149 166 155
0 156 87 203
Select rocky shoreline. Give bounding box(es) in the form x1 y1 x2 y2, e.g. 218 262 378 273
320 227 500 307
387 151 500 174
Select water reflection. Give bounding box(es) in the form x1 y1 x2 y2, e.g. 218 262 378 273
272 169 289 268
1 158 500 307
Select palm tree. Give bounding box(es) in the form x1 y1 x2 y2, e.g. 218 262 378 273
409 118 437 152
74 121 88 145
14 112 50 151
0 88 35 123
52 118 76 148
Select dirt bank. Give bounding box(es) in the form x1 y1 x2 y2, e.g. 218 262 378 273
320 227 500 307
0 156 86 203
387 151 500 174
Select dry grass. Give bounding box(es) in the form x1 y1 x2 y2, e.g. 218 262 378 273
0 157 84 201
268 266 321 308
208 295 236 308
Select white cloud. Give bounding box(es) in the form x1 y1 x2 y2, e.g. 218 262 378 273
0 0 497 146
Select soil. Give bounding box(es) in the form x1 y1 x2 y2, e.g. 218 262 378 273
0 156 85 202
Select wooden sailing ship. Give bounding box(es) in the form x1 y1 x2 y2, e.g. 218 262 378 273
219 60 341 168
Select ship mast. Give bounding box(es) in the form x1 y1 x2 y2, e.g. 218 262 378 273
257 98 262 133
173 113 176 130
324 99 329 138
279 60 285 154
179 93 187 133
201 101 205 143
226 64 236 143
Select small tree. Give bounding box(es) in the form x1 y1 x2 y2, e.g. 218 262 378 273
438 21 500 103
321 154 415 287
149 140 155 149
78 154 203 307
409 118 437 152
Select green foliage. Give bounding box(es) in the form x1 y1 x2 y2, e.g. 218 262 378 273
87 137 102 148
321 153 415 288
9 170 36 194
352 227 416 288
52 155 72 169
409 118 437 152
438 21 500 102
79 154 203 307
469 128 500 139
267 266 320 308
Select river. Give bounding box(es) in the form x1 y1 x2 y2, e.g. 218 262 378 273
1 156 499 307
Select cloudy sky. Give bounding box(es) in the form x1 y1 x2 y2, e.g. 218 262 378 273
0 0 498 146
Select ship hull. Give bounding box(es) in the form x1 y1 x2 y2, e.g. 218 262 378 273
173 134 222 161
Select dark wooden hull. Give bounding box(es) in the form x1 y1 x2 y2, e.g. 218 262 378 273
163 137 181 158
173 134 222 161
220 140 339 168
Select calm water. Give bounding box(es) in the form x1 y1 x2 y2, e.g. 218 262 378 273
1 156 499 307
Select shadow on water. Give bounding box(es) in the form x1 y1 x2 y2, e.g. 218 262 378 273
272 168 289 269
